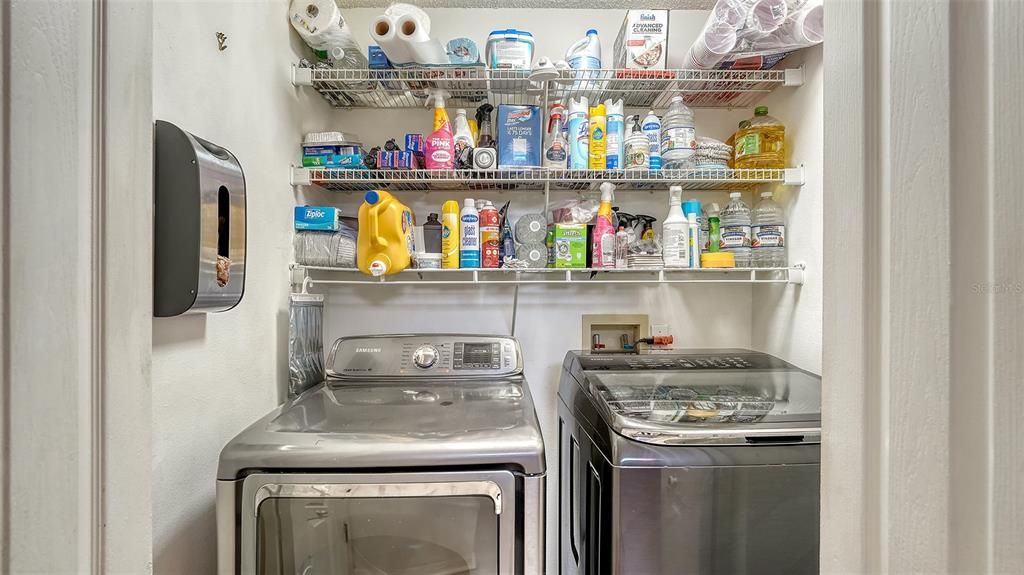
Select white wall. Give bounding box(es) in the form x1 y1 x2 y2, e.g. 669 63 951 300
751 45 823 374
150 2 334 573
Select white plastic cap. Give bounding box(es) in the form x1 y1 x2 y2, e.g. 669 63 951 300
687 213 697 222
369 261 387 277
730 192 742 198
671 95 684 104
456 108 467 115
599 181 616 201
464 198 475 207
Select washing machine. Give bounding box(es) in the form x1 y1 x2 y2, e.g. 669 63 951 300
218 334 546 575
558 349 821 575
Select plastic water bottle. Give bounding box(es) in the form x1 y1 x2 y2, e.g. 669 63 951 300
720 192 751 267
752 190 786 267
660 96 696 170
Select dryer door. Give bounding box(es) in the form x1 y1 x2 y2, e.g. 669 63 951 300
240 471 516 575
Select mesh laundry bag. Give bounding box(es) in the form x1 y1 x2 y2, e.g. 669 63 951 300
288 293 325 396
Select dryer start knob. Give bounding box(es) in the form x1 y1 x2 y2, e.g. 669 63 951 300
412 345 439 369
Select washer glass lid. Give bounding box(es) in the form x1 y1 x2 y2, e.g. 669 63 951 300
586 369 821 427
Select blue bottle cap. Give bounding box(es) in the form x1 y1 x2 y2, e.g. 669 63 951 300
682 199 702 217
587 28 598 35
364 190 380 204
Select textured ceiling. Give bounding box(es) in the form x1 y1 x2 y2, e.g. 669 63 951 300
337 0 716 8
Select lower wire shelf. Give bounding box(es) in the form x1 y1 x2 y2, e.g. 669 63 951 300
291 264 804 288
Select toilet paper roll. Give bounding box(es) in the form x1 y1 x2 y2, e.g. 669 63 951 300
370 14 413 64
396 13 448 65
517 243 549 268
515 213 549 244
289 0 367 69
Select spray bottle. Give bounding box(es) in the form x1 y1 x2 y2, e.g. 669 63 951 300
459 198 480 268
453 108 475 169
543 105 569 169
441 200 460 268
592 182 617 268
604 99 624 169
475 103 495 148
662 185 688 267
425 89 454 170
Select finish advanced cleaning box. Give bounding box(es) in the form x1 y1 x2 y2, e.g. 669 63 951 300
614 10 669 70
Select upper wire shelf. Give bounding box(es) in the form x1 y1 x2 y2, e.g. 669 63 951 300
291 166 805 192
292 66 803 110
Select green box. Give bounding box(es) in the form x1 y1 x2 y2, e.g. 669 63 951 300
553 224 587 268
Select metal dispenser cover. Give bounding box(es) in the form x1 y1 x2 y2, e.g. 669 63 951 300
154 120 246 317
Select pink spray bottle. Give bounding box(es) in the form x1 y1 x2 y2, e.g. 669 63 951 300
592 181 617 268
424 89 455 170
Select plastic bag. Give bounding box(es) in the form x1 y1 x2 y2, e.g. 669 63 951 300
289 293 325 397
547 196 599 224
294 219 357 268
686 0 823 70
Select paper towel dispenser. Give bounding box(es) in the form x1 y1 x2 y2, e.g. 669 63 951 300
154 120 246 317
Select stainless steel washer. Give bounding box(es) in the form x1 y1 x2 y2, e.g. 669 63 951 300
218 334 546 575
558 349 821 575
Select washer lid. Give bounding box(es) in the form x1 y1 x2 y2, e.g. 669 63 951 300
217 379 546 479
582 352 821 445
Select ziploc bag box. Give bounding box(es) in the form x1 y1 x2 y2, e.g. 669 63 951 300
294 206 341 231
614 10 669 70
497 105 541 169
553 224 587 268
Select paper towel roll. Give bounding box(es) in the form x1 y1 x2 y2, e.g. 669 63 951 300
289 0 367 68
396 13 448 65
371 14 413 64
385 3 431 36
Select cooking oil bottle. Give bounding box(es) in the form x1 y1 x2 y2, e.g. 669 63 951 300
734 106 785 170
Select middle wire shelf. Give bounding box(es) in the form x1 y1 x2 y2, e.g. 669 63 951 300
292 166 804 192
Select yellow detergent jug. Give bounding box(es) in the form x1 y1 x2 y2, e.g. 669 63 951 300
357 190 415 276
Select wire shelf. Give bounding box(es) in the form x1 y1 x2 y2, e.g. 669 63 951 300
291 166 803 192
291 264 802 287
292 66 801 110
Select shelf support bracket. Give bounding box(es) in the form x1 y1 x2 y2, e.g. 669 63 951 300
787 263 806 286
784 165 805 187
784 67 804 87
291 65 313 87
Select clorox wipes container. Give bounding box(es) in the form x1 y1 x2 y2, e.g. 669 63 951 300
357 190 415 276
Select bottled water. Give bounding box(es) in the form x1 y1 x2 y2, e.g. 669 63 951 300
752 191 786 267
660 95 696 170
720 192 751 267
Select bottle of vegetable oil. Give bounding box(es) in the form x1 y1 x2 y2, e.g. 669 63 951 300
734 106 785 170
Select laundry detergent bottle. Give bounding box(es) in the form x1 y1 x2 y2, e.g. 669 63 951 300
425 89 455 170
592 182 617 268
358 190 415 276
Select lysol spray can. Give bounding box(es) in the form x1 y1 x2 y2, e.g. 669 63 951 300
479 202 500 268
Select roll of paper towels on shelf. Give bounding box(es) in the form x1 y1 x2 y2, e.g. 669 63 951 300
385 3 431 35
371 14 413 64
396 12 448 65
289 0 367 69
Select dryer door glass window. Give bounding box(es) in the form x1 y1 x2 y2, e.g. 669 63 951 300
256 495 498 575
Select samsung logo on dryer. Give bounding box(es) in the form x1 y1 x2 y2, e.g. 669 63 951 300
355 347 382 353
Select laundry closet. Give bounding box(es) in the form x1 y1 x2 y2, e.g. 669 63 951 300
150 2 824 574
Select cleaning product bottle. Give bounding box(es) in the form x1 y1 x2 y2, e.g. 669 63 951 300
423 213 442 254
441 200 460 268
592 182 617 268
604 99 625 169
425 89 455 170
475 103 495 148
543 106 569 169
566 28 602 70
615 223 630 269
624 115 650 169
588 103 607 170
642 110 662 170
707 203 721 252
661 185 688 267
479 201 500 268
567 97 589 169
459 198 480 268
687 213 701 269
453 108 475 169
357 190 415 276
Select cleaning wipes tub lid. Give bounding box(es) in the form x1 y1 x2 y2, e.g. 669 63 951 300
488 29 534 39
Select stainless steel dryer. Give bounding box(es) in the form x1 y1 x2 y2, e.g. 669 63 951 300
218 334 546 575
558 349 820 575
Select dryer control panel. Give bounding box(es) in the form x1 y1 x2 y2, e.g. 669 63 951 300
328 335 522 379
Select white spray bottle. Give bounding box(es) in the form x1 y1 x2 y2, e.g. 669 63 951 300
662 185 688 267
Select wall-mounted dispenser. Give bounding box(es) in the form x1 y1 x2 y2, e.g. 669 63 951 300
154 120 246 317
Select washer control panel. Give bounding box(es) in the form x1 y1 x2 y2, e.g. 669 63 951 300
328 335 522 378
